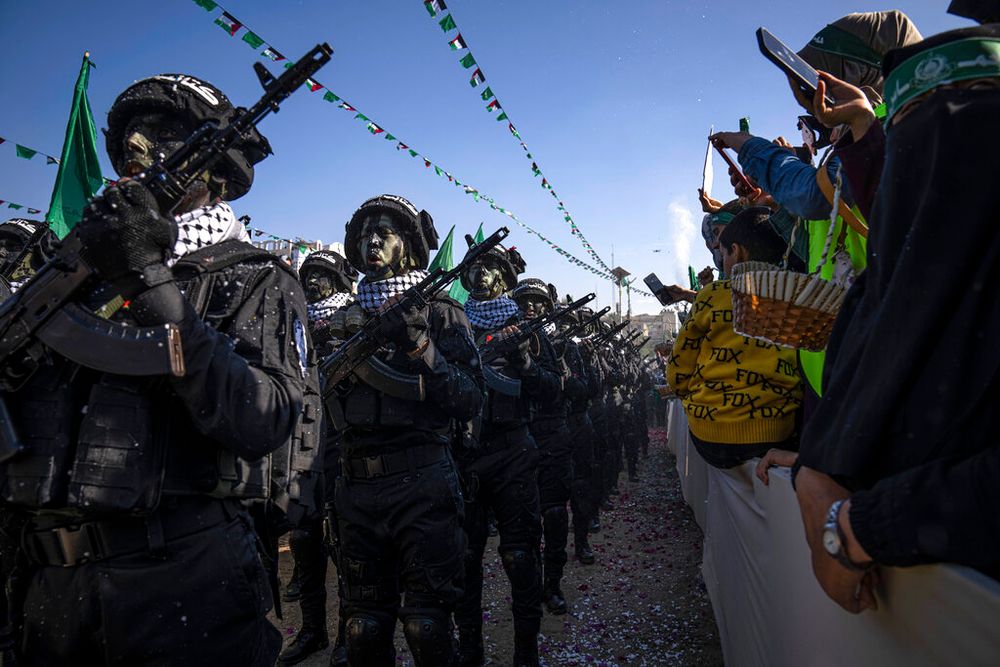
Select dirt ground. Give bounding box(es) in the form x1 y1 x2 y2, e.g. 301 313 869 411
273 427 722 666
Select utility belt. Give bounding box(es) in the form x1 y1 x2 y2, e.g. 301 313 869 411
478 424 531 456
21 497 241 568
342 444 448 480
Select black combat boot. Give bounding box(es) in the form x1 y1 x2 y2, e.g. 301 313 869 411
575 531 595 565
512 622 540 667
457 625 485 667
278 626 329 665
542 578 567 615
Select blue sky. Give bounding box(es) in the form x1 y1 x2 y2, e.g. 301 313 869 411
0 1 966 313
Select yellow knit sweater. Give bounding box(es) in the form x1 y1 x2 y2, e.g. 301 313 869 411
668 280 802 444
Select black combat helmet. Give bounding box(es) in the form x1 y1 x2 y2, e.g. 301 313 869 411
458 239 525 293
512 278 554 308
105 74 272 200
299 247 358 294
344 194 439 271
0 218 56 273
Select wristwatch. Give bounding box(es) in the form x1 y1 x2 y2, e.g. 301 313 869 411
822 499 872 572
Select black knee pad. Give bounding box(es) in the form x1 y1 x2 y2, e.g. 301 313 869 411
500 548 539 594
345 611 395 667
542 506 569 533
401 609 454 666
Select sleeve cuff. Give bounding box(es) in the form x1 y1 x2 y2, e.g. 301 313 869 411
848 481 918 566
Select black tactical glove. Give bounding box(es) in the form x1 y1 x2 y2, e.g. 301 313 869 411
379 300 430 353
76 180 177 284
497 332 532 372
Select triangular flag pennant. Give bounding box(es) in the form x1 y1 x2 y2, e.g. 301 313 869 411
409 149 419 157
541 178 550 189
424 0 447 18
424 159 432 168
242 31 264 49
323 91 340 103
261 45 285 61
367 123 384 135
486 99 501 113
384 133 396 142
192 0 218 11
46 156 60 165
396 142 408 151
448 34 467 50
508 123 520 138
26 208 41 215
214 11 241 36
8 203 22 210
479 87 493 101
439 14 457 32
495 112 508 122
434 166 443 177
531 163 540 176
15 145 37 160
459 53 476 69
0 138 5 145
339 102 356 112
469 69 485 87
354 113 369 122
307 78 323 92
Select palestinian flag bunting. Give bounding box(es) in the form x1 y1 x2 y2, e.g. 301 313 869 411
460 53 477 69
367 123 384 135
424 0 447 17
242 31 264 49
15 145 37 160
307 78 323 92
469 69 485 87
214 12 241 36
439 15 457 32
323 91 340 103
448 35 467 50
479 87 493 101
261 46 285 61
486 99 501 112
192 0 218 11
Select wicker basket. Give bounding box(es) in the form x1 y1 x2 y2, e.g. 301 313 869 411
730 261 846 351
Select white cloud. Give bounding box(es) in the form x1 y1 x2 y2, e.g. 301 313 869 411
666 200 696 284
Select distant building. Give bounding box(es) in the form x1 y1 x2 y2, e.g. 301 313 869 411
251 238 347 272
630 309 680 355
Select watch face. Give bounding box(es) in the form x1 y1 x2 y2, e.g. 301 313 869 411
823 528 841 555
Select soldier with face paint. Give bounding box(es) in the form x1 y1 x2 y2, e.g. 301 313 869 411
510 279 579 615
454 245 561 667
322 195 482 667
1 74 308 666
279 246 358 667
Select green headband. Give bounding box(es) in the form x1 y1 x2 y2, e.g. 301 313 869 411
708 211 736 226
884 37 1000 123
808 24 883 68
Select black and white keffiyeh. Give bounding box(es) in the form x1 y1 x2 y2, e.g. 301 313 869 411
464 296 521 330
169 202 248 265
355 270 430 313
307 292 354 322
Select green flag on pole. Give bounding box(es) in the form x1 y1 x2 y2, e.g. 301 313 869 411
427 225 464 304
445 223 484 304
688 266 701 291
46 53 103 239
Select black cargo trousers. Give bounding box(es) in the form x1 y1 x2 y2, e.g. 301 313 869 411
454 425 543 639
18 497 281 666
531 418 573 584
567 411 598 543
335 446 465 667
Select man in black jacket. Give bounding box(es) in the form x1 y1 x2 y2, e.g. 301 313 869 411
455 246 561 667
0 74 305 665
322 195 482 666
279 246 358 667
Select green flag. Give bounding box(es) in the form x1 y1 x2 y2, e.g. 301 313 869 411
688 266 701 291
428 225 455 274
46 54 103 239
448 223 484 304
15 145 37 160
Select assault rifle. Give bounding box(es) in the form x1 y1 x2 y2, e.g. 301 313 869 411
0 44 333 392
554 306 611 342
588 320 630 348
319 227 511 393
628 335 651 354
480 292 595 364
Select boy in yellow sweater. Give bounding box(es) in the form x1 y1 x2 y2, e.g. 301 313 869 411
669 207 802 468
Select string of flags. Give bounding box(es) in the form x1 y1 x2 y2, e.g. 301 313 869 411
420 0 617 278
0 197 44 216
0 135 115 186
185 0 652 295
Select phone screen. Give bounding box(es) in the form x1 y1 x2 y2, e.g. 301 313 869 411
757 28 834 105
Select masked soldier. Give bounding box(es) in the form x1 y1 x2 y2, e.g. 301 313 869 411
322 195 482 667
455 245 560 667
279 247 358 667
510 280 580 615
559 307 601 565
578 316 611 534
0 74 308 665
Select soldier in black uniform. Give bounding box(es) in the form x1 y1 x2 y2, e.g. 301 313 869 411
0 74 308 665
455 246 561 667
511 280 580 615
559 309 600 565
279 247 358 666
322 195 482 667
